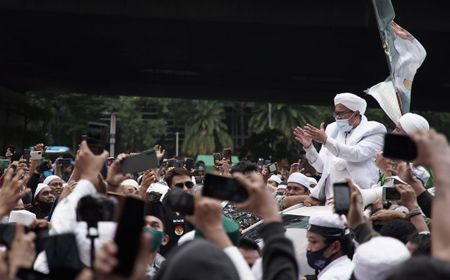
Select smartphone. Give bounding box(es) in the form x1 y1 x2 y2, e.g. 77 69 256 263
165 188 194 215
383 187 401 201
46 233 83 279
184 157 195 171
383 133 418 161
23 149 31 161
30 150 43 160
213 153 222 165
223 148 232 162
0 159 10 169
268 162 277 173
84 122 109 155
121 149 159 174
113 196 145 277
202 173 249 203
333 182 351 215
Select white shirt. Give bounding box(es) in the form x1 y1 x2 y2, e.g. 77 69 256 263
318 255 354 280
305 116 386 202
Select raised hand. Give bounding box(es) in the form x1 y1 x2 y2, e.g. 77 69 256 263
303 122 327 144
0 168 30 217
293 126 313 148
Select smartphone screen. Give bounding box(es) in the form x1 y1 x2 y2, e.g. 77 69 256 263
223 148 232 161
121 149 159 174
383 187 401 201
268 163 277 173
202 173 249 203
213 153 222 165
333 182 350 215
383 133 418 161
113 196 144 277
85 122 109 155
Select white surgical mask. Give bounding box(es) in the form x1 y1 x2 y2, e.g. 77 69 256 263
336 119 353 133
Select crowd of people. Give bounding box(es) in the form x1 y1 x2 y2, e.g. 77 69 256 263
1 92 450 279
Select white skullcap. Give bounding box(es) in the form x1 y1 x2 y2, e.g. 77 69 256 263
120 179 139 189
308 177 318 187
43 175 62 185
277 183 287 190
8 210 36 227
398 113 429 135
334 93 367 115
268 175 282 185
353 236 410 280
287 172 311 192
308 212 346 231
34 183 49 199
147 182 170 201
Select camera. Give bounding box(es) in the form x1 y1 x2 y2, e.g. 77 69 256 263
76 194 117 227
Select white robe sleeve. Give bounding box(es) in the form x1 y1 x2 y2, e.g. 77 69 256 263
223 246 256 280
49 179 97 234
324 133 384 163
304 144 324 173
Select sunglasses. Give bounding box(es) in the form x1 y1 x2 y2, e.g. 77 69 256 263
174 181 194 189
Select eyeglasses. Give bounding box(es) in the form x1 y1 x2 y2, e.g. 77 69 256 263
333 111 354 119
174 181 194 189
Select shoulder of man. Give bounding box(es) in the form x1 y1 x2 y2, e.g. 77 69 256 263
363 120 387 135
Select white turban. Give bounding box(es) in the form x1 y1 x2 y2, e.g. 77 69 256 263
398 113 429 135
334 93 367 115
34 183 49 199
43 175 62 185
353 236 410 280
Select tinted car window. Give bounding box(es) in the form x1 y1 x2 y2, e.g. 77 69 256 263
243 214 309 241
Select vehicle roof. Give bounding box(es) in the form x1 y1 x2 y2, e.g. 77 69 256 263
282 204 334 217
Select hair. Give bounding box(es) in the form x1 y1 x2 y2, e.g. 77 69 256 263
230 161 258 174
165 167 191 188
238 237 261 255
387 256 450 280
380 219 417 244
325 234 354 259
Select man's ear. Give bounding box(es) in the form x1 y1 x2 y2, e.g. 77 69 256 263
328 240 342 256
161 233 170 246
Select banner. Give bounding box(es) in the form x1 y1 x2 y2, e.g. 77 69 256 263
366 0 426 123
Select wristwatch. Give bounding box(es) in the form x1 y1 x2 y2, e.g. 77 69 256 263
406 208 422 219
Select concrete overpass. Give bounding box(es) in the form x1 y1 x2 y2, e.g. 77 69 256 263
0 0 449 111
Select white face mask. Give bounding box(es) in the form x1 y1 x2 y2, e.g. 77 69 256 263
336 119 353 133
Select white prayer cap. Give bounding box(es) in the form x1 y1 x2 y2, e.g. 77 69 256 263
43 175 62 185
287 172 311 191
398 113 429 135
277 183 287 190
147 182 170 201
8 210 36 226
268 174 282 185
120 179 139 189
34 183 50 199
353 236 410 280
334 93 367 115
308 213 345 234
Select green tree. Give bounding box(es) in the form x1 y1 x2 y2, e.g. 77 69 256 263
182 100 233 156
249 103 322 139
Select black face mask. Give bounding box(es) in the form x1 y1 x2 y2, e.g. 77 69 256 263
306 244 335 271
38 202 54 212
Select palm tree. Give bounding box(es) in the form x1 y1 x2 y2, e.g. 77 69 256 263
249 103 322 139
182 100 233 156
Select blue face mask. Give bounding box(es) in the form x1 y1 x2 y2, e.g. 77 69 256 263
336 119 353 133
306 245 334 271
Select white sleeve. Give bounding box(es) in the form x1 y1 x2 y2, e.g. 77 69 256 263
223 246 256 280
50 180 97 234
324 133 384 162
304 144 324 173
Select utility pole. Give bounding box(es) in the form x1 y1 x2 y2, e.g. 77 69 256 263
175 131 179 157
268 103 272 129
110 113 116 157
